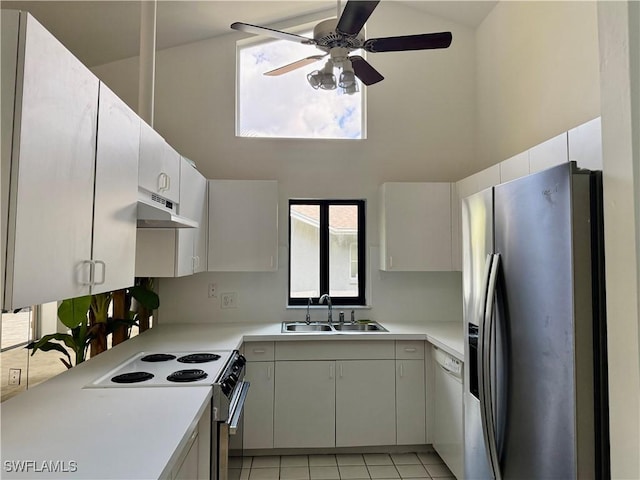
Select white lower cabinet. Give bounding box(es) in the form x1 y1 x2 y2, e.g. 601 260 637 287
170 400 211 480
335 360 396 447
243 361 275 449
173 431 199 480
396 359 426 445
274 360 336 448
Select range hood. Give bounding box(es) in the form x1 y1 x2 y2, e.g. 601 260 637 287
137 194 198 229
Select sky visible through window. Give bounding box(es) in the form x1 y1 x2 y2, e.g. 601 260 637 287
237 31 364 139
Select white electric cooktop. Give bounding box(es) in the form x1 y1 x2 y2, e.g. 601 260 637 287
85 351 232 388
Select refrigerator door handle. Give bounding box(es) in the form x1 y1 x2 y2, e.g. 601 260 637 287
478 255 495 478
482 253 502 480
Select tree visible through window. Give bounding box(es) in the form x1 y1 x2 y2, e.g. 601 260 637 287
236 29 365 139
289 200 365 305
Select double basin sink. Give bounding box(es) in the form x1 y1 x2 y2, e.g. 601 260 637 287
281 321 388 333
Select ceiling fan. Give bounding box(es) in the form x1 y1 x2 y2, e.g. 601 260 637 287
230 0 452 94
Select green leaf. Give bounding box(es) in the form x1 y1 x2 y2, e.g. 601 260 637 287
26 333 75 353
58 296 91 329
130 286 159 310
60 358 72 369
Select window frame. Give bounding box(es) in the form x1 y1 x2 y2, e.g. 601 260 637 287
288 199 366 306
235 24 367 140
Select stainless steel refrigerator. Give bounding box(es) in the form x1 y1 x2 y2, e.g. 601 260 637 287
462 162 609 479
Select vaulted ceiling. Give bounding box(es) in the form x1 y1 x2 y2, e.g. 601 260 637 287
1 1 497 67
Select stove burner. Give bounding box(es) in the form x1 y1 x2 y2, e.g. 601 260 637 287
167 369 208 383
140 353 177 362
177 353 221 364
111 372 154 384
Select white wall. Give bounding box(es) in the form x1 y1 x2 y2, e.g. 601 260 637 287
598 2 640 477
475 1 600 167
92 2 476 326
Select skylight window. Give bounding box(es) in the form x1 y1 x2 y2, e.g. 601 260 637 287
236 30 365 139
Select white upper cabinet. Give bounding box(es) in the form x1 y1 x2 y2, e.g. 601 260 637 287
176 159 208 276
529 132 568 173
2 13 139 308
135 159 208 278
3 12 98 308
568 117 603 170
379 182 452 271
208 180 278 272
138 121 181 204
92 84 140 294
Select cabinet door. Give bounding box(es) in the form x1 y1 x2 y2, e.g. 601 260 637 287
396 360 426 445
274 361 335 448
208 180 278 271
380 183 452 271
529 132 568 174
433 363 463 479
4 14 98 308
139 121 180 203
335 360 396 447
176 160 207 276
92 83 139 294
172 431 199 480
243 362 274 450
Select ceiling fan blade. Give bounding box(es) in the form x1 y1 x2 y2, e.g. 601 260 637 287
336 0 380 36
350 55 384 86
364 32 452 52
264 55 327 76
230 22 315 45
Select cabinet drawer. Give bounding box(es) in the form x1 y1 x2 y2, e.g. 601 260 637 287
395 341 425 360
244 342 275 361
275 341 394 361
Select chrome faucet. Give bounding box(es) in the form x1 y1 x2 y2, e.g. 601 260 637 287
318 294 333 324
305 298 312 325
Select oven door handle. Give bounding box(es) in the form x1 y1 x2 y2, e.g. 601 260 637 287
227 381 250 435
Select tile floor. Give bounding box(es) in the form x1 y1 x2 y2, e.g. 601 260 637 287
229 452 455 480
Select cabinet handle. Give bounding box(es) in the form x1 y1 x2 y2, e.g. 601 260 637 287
389 256 393 268
400 363 404 378
195 256 200 269
329 365 334 379
267 366 271 379
158 172 170 192
339 363 343 379
253 349 266 354
404 347 417 353
94 260 106 286
270 256 274 268
82 260 94 286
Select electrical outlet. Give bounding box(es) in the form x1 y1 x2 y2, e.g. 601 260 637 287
208 283 218 298
221 292 237 309
8 368 21 385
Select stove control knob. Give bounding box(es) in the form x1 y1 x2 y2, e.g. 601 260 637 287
221 381 232 396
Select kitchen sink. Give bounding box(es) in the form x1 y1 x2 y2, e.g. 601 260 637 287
332 323 388 332
282 322 333 332
281 321 387 333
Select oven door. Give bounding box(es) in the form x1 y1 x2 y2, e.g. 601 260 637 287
217 381 250 480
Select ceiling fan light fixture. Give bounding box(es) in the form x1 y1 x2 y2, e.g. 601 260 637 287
339 70 356 88
342 82 359 95
307 70 323 89
319 72 337 90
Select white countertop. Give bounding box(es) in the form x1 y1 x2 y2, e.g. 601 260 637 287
1 321 463 479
